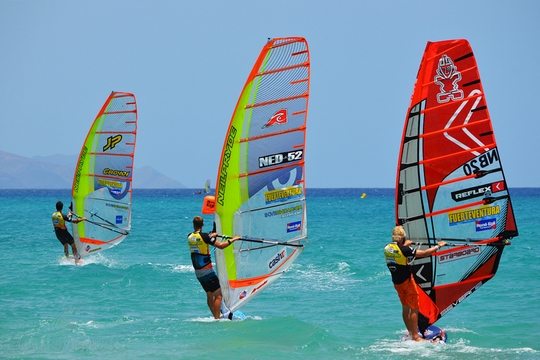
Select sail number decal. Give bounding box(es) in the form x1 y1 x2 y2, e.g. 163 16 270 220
259 150 303 168
462 148 499 176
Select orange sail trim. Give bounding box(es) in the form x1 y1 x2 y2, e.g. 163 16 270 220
79 236 123 245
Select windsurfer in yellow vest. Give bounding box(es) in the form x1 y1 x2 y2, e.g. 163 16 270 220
187 216 240 319
384 225 447 341
52 201 86 264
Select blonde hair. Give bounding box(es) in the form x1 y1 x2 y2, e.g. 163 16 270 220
392 225 406 242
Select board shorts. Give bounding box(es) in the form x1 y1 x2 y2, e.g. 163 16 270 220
197 271 221 293
54 228 74 245
393 275 419 309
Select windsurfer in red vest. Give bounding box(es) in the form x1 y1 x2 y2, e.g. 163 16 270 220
187 216 240 319
384 225 446 341
51 201 86 264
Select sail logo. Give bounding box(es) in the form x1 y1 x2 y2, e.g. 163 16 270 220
73 146 88 193
87 246 102 253
105 203 129 211
268 249 287 270
97 179 130 200
440 281 483 316
116 215 123 224
264 186 303 204
250 280 268 296
259 150 303 168
262 109 288 128
98 179 123 189
434 54 464 103
265 205 303 218
103 134 122 151
476 218 496 232
103 168 130 177
103 134 123 152
462 148 499 176
217 126 237 206
451 182 504 202
287 221 301 233
451 185 491 202
438 246 480 264
448 205 500 225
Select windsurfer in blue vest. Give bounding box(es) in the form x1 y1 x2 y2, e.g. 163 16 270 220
187 216 240 319
52 201 86 264
384 225 446 341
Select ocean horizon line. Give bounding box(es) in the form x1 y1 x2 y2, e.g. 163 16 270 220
0 187 538 190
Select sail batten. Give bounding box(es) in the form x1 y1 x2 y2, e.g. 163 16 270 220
212 37 310 313
71 92 137 258
241 127 306 142
396 39 518 331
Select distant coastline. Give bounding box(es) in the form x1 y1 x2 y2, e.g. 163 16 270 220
0 150 186 189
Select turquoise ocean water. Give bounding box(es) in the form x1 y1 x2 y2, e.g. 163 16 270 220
0 188 538 359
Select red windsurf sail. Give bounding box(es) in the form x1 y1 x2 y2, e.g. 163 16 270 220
395 39 518 331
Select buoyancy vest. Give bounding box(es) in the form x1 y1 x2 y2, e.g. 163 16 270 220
52 211 67 230
384 242 414 284
384 243 408 266
187 231 212 270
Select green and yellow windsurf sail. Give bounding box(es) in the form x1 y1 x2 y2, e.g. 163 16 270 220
212 37 310 313
71 92 138 257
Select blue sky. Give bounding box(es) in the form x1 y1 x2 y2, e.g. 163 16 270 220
1 1 538 188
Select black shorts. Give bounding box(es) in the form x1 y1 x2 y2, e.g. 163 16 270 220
198 273 221 293
55 228 74 245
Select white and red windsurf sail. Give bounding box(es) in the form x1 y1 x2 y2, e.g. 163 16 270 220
395 39 518 331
